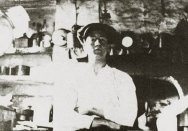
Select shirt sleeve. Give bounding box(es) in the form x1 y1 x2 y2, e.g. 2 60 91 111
53 66 95 131
104 70 138 127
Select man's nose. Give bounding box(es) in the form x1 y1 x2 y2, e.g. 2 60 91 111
94 39 101 46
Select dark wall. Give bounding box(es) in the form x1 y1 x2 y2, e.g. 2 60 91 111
56 0 188 33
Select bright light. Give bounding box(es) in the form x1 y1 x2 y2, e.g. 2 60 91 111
122 36 133 48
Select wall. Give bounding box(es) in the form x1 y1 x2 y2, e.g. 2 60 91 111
55 0 99 30
56 0 188 33
27 7 56 35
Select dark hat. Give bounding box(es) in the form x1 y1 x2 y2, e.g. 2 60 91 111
78 23 120 45
58 28 71 34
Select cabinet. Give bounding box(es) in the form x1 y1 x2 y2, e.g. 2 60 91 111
0 51 53 130
0 105 15 131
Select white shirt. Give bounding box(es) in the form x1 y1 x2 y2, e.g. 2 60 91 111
53 63 138 131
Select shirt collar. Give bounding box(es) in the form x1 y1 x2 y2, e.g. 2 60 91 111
85 64 111 76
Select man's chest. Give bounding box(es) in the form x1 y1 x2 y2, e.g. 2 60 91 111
76 72 119 109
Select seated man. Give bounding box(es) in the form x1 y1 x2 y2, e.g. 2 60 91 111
53 23 138 131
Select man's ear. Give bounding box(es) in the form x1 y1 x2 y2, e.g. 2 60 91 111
106 45 111 54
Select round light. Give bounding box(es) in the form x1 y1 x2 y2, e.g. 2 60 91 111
52 30 68 46
122 36 133 48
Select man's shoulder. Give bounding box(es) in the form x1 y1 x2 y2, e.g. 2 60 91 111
110 67 136 91
111 67 132 80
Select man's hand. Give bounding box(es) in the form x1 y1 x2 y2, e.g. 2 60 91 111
91 117 121 130
75 107 104 118
75 107 121 130
88 108 104 118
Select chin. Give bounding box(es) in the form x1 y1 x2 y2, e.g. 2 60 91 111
94 54 106 60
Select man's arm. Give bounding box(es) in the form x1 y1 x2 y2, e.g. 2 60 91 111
53 85 95 131
91 117 121 130
103 72 138 127
77 106 121 130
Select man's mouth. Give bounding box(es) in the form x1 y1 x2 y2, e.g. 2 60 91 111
94 49 102 54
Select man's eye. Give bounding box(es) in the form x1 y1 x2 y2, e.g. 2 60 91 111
91 38 96 42
100 39 105 42
100 38 107 43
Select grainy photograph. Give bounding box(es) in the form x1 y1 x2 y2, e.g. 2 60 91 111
0 0 188 131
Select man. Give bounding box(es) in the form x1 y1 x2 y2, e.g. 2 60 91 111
0 5 30 56
53 23 138 131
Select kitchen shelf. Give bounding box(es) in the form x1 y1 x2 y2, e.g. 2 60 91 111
0 51 52 67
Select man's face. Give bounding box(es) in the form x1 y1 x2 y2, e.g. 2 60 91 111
83 30 110 59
